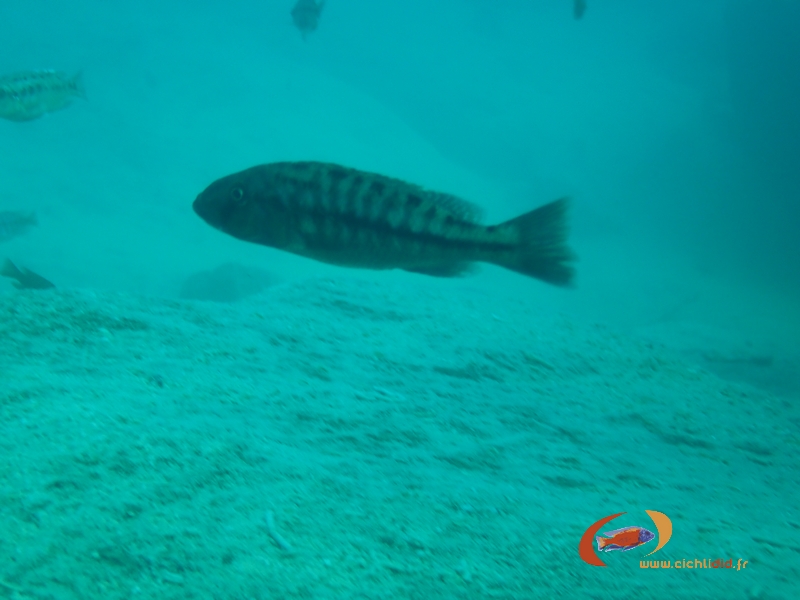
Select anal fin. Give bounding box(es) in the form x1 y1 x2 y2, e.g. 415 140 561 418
402 262 475 277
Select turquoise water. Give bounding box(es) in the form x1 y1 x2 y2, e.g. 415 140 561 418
1 1 797 598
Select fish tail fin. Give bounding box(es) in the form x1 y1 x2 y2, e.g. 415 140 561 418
1 258 22 279
72 71 87 100
494 197 576 286
596 535 608 551
574 0 587 20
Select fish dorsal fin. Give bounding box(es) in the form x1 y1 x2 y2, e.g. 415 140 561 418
423 191 484 224
603 526 636 537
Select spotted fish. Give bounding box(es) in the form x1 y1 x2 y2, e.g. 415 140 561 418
291 0 325 39
193 162 575 286
0 70 85 122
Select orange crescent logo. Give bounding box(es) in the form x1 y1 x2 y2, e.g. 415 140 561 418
579 510 673 567
643 510 672 556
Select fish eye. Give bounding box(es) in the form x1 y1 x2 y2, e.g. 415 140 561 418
230 187 246 204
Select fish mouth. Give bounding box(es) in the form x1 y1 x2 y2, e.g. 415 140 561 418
193 191 210 211
192 193 216 226
193 191 235 236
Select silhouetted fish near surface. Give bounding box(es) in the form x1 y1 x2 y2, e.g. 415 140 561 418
193 162 576 286
0 70 85 122
573 0 587 20
291 0 325 39
1 259 55 289
0 211 37 243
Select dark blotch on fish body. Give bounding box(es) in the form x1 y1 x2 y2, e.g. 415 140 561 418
574 0 587 20
0 211 37 243
193 162 576 286
291 0 325 39
1 259 55 290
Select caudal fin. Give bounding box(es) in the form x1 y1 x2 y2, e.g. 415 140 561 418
496 198 576 286
72 72 87 100
2 258 22 279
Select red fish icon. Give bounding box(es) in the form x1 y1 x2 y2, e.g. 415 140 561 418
596 526 655 552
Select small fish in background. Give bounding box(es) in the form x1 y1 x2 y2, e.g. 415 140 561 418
0 70 85 122
0 211 37 243
596 526 654 552
180 262 274 302
573 0 587 20
193 162 576 286
291 0 325 40
1 259 55 290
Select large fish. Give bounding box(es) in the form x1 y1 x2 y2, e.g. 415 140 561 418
0 70 85 122
194 162 575 286
291 0 325 40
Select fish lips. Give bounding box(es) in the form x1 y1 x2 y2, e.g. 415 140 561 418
193 192 214 224
193 191 229 234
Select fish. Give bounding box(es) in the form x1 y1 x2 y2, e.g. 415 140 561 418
193 162 576 286
180 262 274 302
291 0 325 39
573 0 587 20
0 211 37 243
1 259 55 290
0 70 85 122
596 526 655 552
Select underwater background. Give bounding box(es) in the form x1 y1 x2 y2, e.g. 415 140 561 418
1 0 798 598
